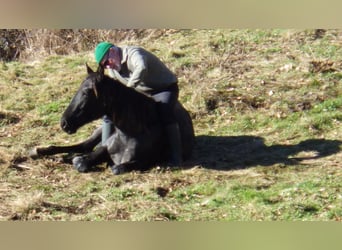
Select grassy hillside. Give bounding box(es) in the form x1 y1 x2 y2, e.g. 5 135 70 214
0 29 341 221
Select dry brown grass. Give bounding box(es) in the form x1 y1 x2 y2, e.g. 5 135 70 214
0 29 177 62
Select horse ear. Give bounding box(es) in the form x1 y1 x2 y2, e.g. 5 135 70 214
86 63 94 74
91 64 105 98
97 64 105 77
96 64 105 82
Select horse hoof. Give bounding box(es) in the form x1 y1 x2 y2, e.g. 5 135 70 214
28 148 39 159
111 165 125 175
72 156 89 173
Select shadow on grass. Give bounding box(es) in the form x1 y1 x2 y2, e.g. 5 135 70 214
187 135 342 170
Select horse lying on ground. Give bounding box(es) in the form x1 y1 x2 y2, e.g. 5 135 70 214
30 65 195 174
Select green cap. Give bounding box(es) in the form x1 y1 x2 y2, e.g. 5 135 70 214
94 42 113 64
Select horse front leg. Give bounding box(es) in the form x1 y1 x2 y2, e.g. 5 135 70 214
72 146 112 173
29 127 102 158
109 139 146 175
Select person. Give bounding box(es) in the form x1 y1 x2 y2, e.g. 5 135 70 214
94 42 182 166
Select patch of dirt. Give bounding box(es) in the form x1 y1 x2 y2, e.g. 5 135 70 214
155 178 193 198
204 89 266 113
106 208 131 220
0 111 21 126
8 199 99 221
310 60 336 73
155 187 169 198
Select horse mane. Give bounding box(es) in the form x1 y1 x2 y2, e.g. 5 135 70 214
100 74 160 135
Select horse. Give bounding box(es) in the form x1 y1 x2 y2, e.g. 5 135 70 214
30 65 195 174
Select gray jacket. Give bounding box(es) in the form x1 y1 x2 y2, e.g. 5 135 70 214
108 46 178 93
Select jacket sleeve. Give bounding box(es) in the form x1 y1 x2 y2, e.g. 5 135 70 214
127 50 147 88
108 68 129 85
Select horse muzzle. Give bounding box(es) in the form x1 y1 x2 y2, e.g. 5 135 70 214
60 118 77 134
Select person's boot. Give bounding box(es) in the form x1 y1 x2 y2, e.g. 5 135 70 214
165 123 182 166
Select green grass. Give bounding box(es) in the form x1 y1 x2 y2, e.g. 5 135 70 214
0 29 342 221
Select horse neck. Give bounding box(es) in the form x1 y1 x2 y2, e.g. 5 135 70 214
103 78 159 135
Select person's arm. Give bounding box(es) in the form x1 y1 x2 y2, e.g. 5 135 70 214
108 68 129 85
126 50 147 88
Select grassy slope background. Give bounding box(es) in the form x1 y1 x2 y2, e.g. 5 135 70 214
0 29 341 221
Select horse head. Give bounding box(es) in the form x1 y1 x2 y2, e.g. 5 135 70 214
60 64 106 134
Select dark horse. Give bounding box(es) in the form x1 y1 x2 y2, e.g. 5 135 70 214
30 65 195 174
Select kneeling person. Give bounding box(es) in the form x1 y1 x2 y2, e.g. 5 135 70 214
94 42 182 166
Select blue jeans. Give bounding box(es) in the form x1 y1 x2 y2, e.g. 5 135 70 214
102 115 113 145
151 84 179 125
